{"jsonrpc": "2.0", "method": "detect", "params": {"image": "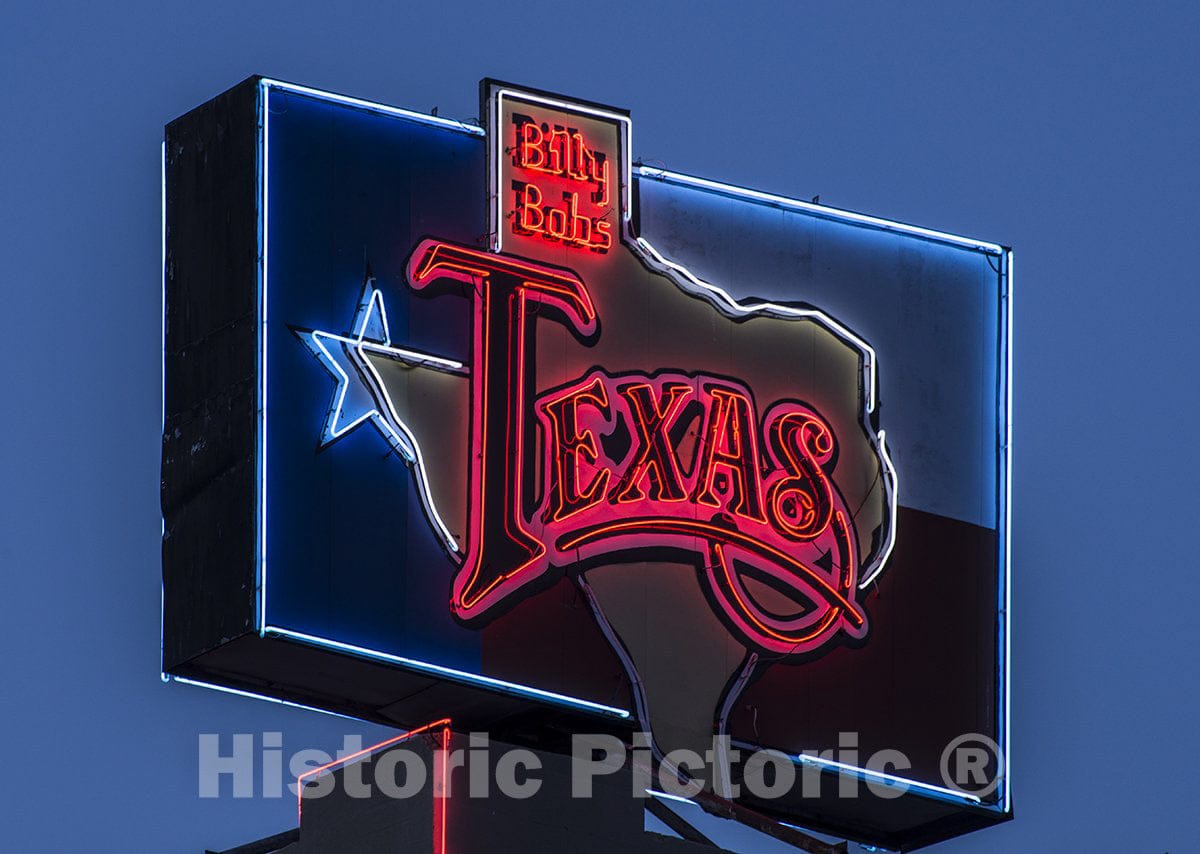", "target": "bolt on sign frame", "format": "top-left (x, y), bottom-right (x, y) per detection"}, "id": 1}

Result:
top-left (162, 76), bottom-right (1012, 849)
